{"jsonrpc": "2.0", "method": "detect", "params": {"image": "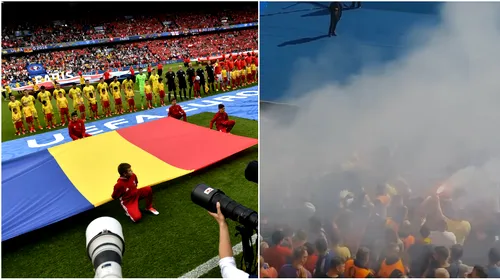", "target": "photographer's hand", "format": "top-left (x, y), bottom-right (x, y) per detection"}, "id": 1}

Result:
top-left (209, 202), bottom-right (232, 259)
